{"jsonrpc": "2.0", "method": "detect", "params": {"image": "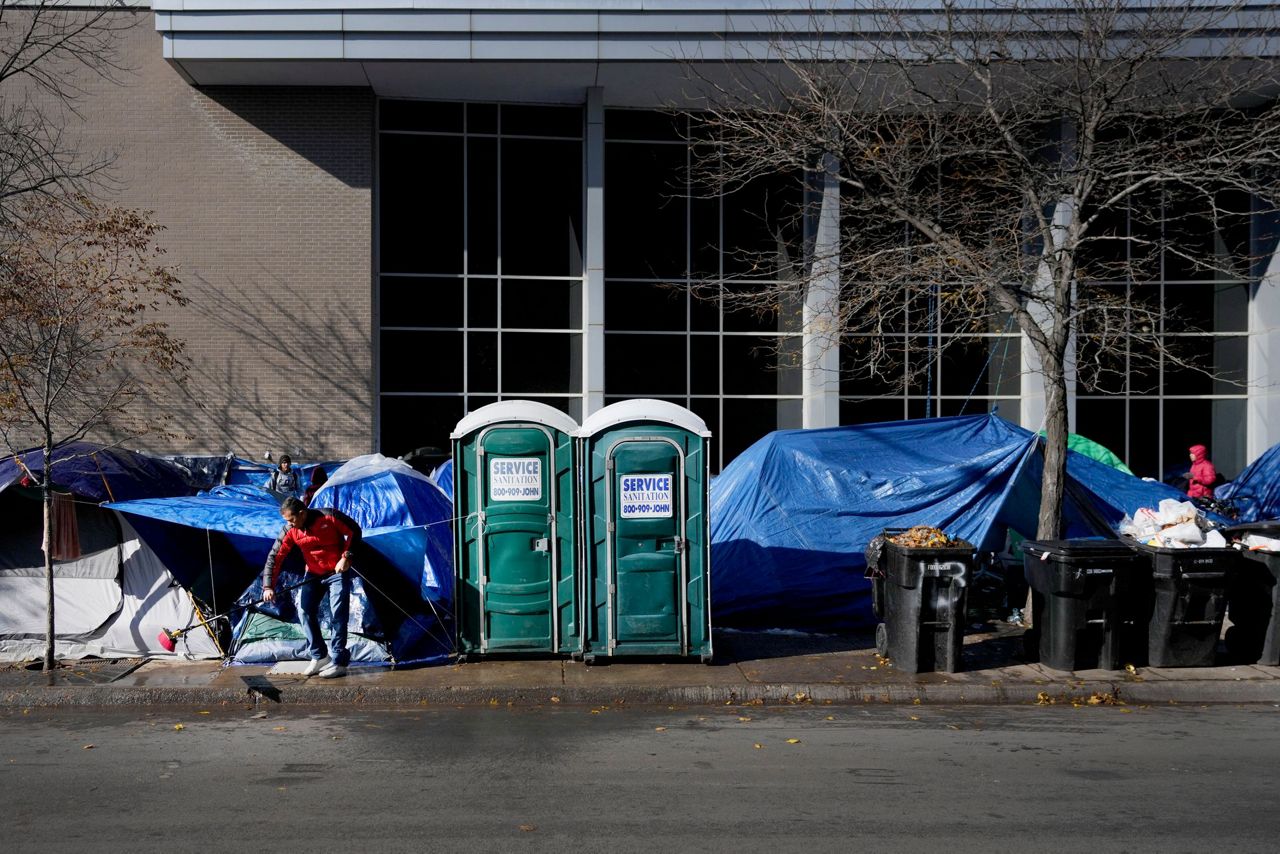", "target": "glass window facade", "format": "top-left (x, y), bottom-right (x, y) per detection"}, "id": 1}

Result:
top-left (377, 100), bottom-right (584, 456)
top-left (1075, 199), bottom-right (1251, 480)
top-left (377, 101), bottom-right (1253, 477)
top-left (604, 110), bottom-right (804, 470)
